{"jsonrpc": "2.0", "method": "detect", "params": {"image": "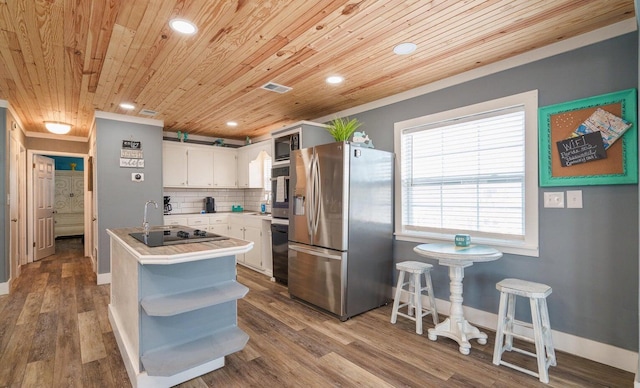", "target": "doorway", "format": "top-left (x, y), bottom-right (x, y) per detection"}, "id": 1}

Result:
top-left (27, 150), bottom-right (90, 263)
